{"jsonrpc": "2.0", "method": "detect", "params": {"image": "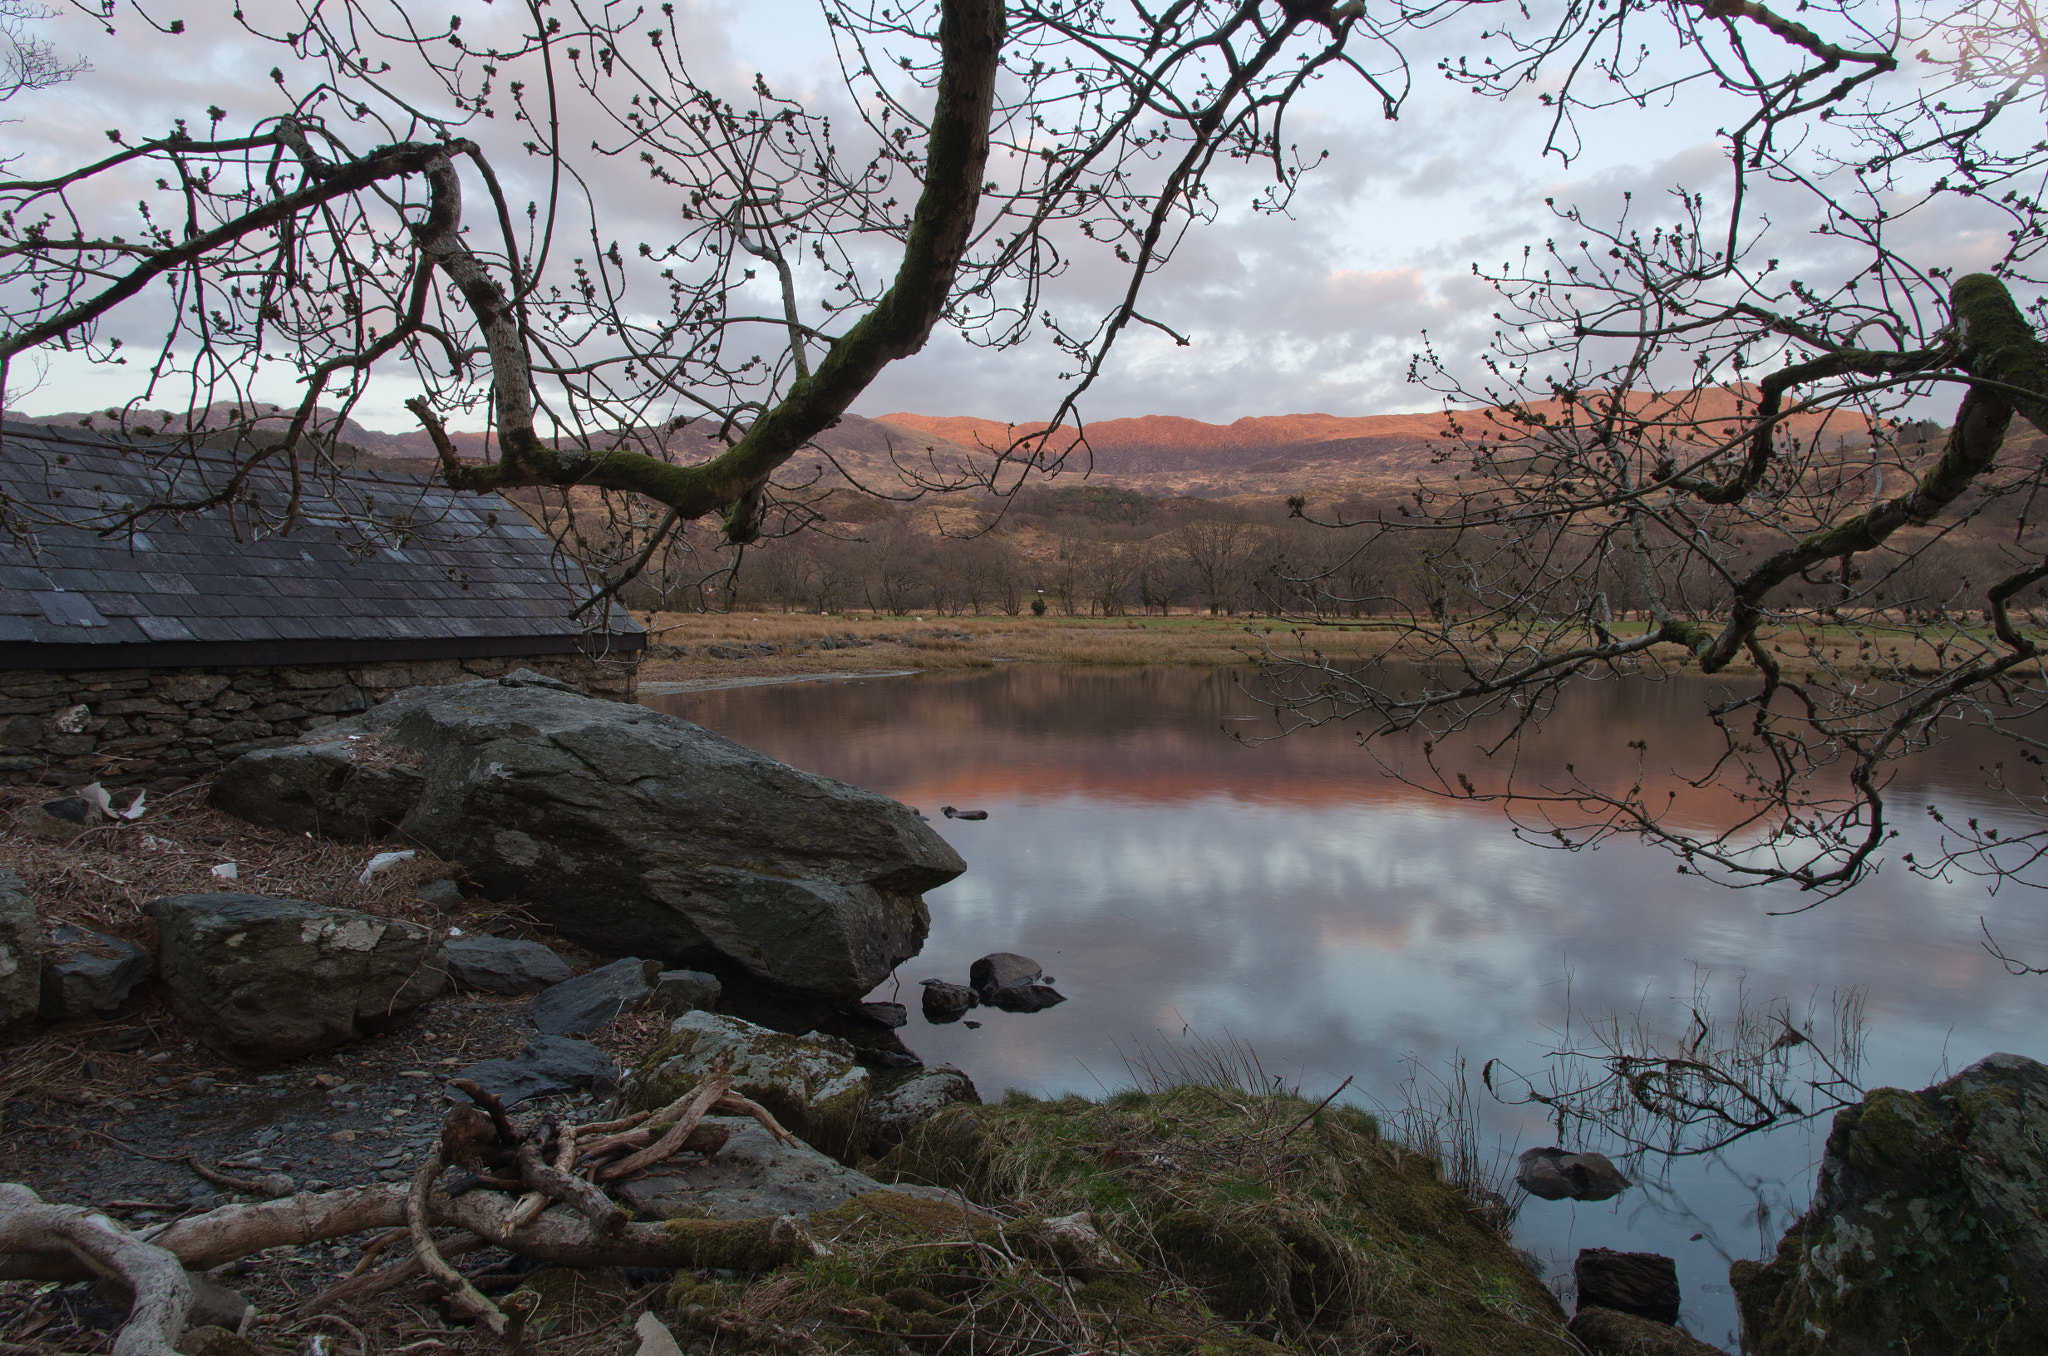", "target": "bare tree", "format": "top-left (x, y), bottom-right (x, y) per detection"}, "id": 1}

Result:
top-left (0, 0), bottom-right (1424, 612)
top-left (0, 0), bottom-right (82, 104)
top-left (1262, 0), bottom-right (2048, 901)
top-left (1172, 515), bottom-right (1263, 616)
